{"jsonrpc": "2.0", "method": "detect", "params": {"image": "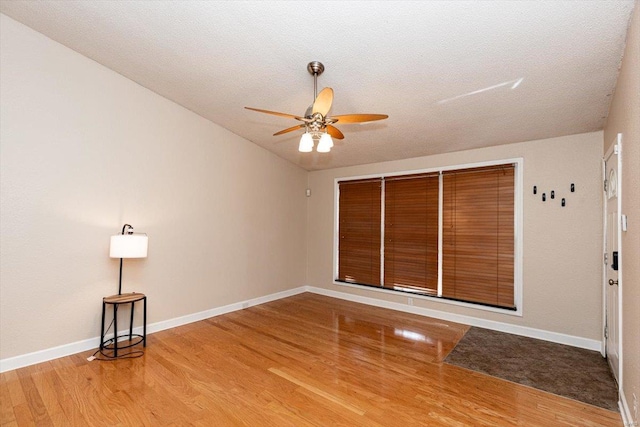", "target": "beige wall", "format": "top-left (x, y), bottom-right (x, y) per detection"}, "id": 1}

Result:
top-left (308, 132), bottom-right (604, 340)
top-left (604, 1), bottom-right (640, 421)
top-left (0, 5), bottom-right (632, 389)
top-left (0, 15), bottom-right (307, 359)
